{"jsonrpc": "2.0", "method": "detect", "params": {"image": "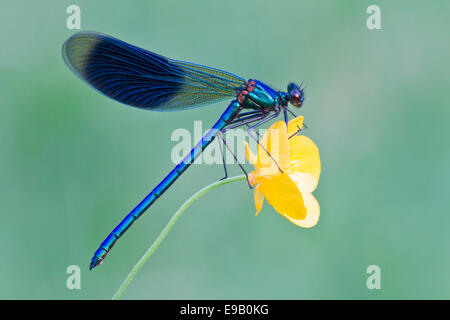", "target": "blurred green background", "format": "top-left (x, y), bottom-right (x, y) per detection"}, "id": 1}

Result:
top-left (1, 0), bottom-right (449, 299)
